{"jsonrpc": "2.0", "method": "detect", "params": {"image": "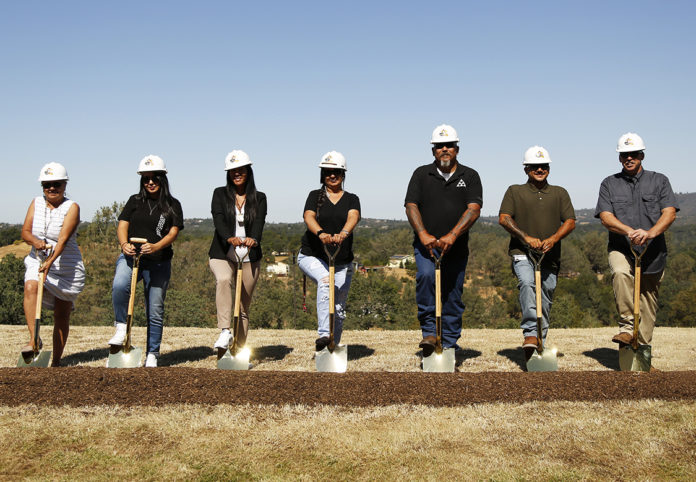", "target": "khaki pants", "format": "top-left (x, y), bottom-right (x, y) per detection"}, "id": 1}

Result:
top-left (209, 258), bottom-right (260, 346)
top-left (608, 250), bottom-right (663, 344)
